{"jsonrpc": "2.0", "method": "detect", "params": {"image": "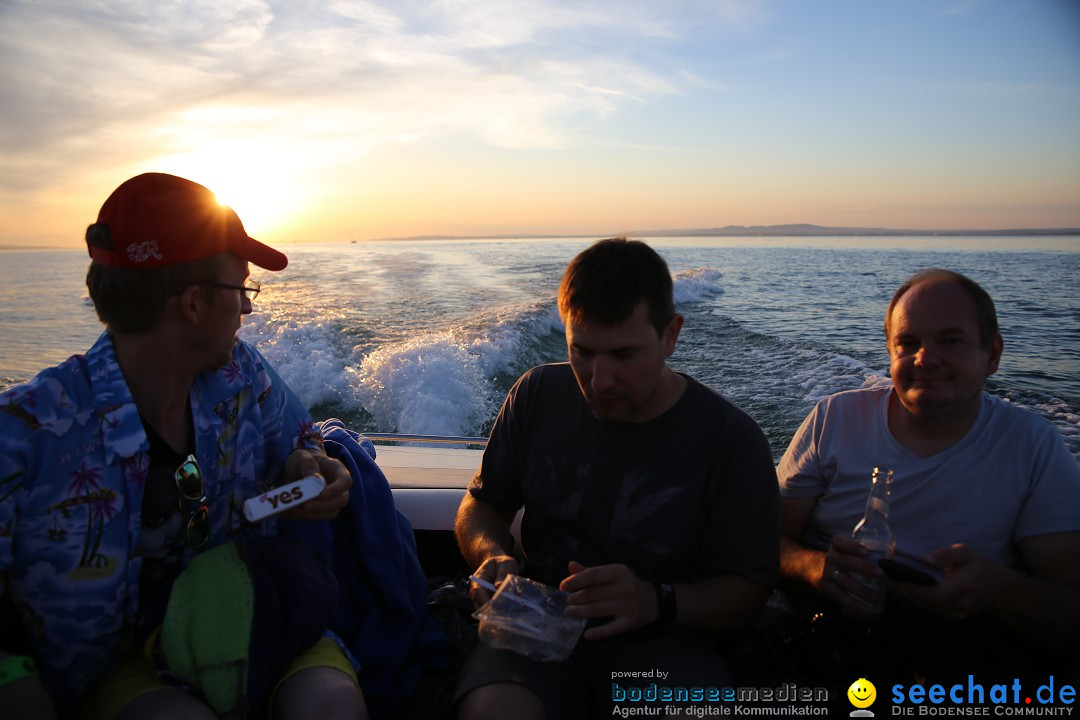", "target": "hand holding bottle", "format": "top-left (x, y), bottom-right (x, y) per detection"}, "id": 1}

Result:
top-left (821, 534), bottom-right (888, 615)
top-left (844, 467), bottom-right (895, 618)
